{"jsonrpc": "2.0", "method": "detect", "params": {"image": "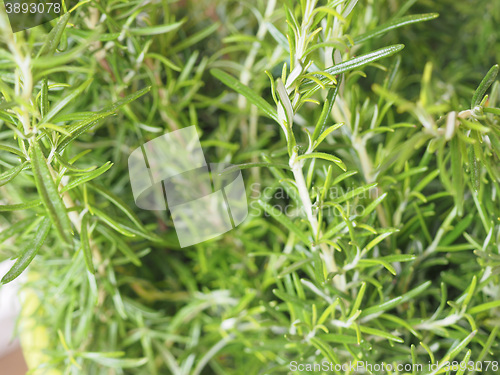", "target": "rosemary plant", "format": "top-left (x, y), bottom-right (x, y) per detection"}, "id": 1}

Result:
top-left (0, 0), bottom-right (499, 374)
